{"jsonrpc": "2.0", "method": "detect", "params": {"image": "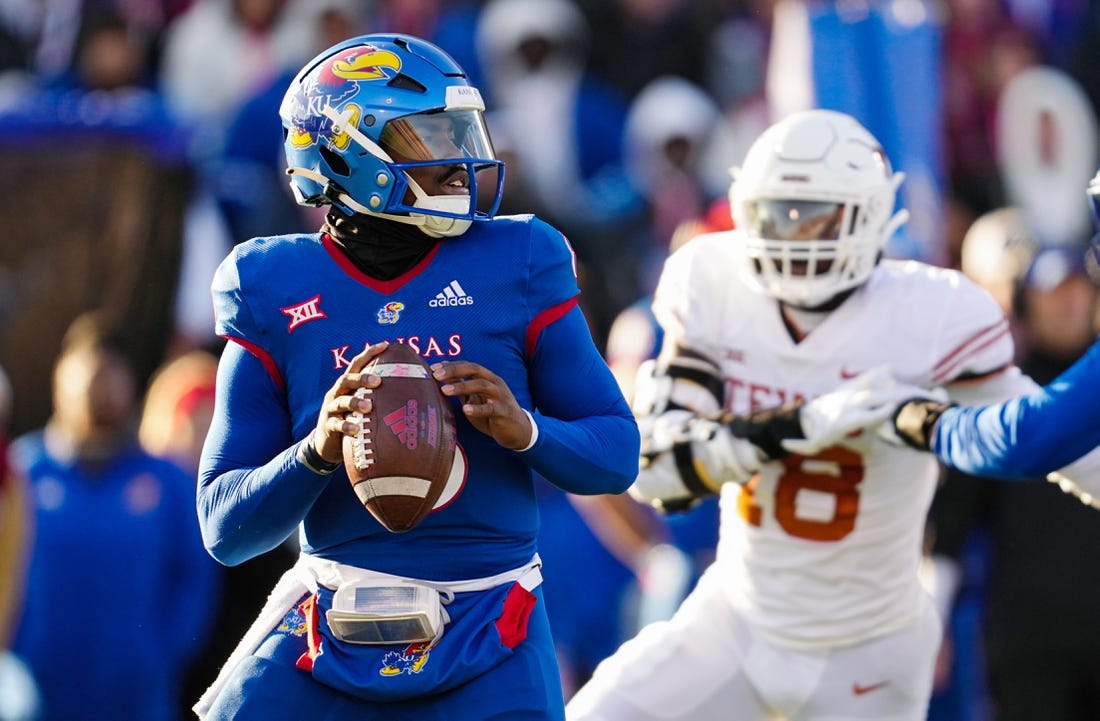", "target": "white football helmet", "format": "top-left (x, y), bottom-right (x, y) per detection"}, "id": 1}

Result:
top-left (730, 110), bottom-right (909, 308)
